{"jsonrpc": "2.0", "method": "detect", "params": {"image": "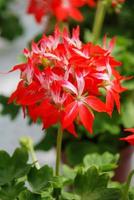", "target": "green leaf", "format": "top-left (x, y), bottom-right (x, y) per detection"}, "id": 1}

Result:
top-left (61, 191), bottom-right (80, 200)
top-left (74, 167), bottom-right (108, 194)
top-left (0, 148), bottom-right (31, 186)
top-left (41, 186), bottom-right (54, 200)
top-left (65, 141), bottom-right (98, 166)
top-left (11, 148), bottom-right (31, 179)
top-left (83, 152), bottom-right (119, 172)
top-left (19, 190), bottom-right (41, 200)
top-left (0, 13), bottom-right (23, 41)
top-left (28, 165), bottom-right (53, 193)
top-left (129, 187), bottom-right (134, 200)
top-left (62, 165), bottom-right (76, 184)
top-left (74, 167), bottom-right (121, 200)
top-left (0, 95), bottom-right (20, 120)
top-left (94, 112), bottom-right (121, 135)
top-left (0, 182), bottom-right (25, 200)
